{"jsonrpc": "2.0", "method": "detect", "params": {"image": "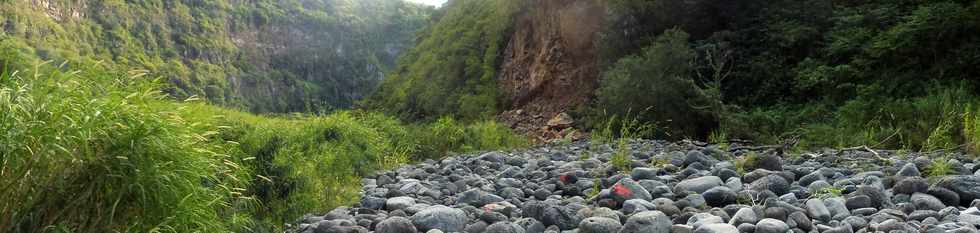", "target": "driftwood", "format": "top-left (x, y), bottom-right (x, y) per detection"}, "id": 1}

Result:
top-left (838, 145), bottom-right (888, 162)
